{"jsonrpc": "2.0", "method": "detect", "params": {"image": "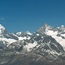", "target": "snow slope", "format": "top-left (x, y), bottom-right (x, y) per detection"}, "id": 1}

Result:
top-left (45, 27), bottom-right (65, 50)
